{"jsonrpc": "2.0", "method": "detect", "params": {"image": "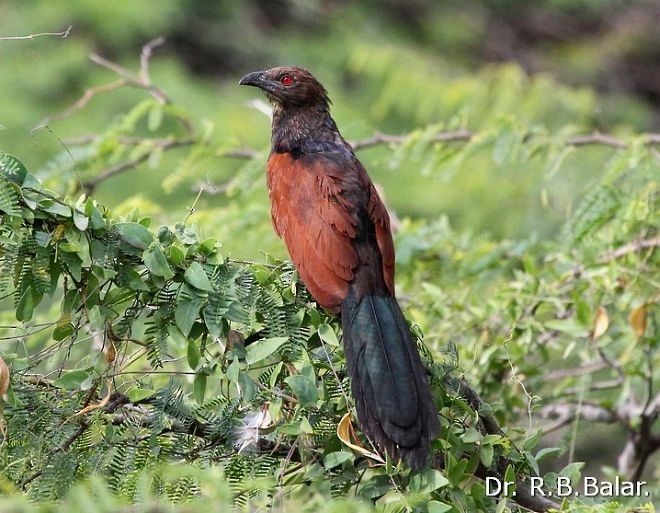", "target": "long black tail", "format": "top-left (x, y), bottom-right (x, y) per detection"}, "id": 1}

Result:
top-left (341, 292), bottom-right (440, 470)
